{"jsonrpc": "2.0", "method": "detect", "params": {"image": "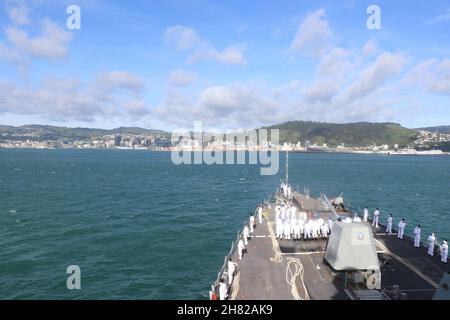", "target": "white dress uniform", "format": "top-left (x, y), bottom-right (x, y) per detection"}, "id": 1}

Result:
top-left (304, 220), bottom-right (311, 239)
top-left (398, 220), bottom-right (406, 239)
top-left (275, 206), bottom-right (282, 239)
top-left (299, 219), bottom-right (305, 237)
top-left (441, 241), bottom-right (448, 263)
top-left (284, 217), bottom-right (291, 240)
top-left (372, 209), bottom-right (380, 228)
top-left (237, 239), bottom-right (245, 260)
top-left (353, 215), bottom-right (361, 222)
top-left (258, 206), bottom-right (263, 224)
top-left (290, 207), bottom-right (297, 235)
top-left (321, 223), bottom-right (329, 238)
top-left (413, 226), bottom-right (421, 247)
top-left (386, 216), bottom-right (393, 234)
top-left (363, 208), bottom-right (369, 222)
top-left (219, 282), bottom-right (228, 300)
top-left (293, 221), bottom-right (301, 240)
top-left (243, 226), bottom-right (249, 245)
top-left (227, 261), bottom-right (235, 285)
top-left (249, 216), bottom-right (255, 233)
top-left (428, 234), bottom-right (436, 256)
